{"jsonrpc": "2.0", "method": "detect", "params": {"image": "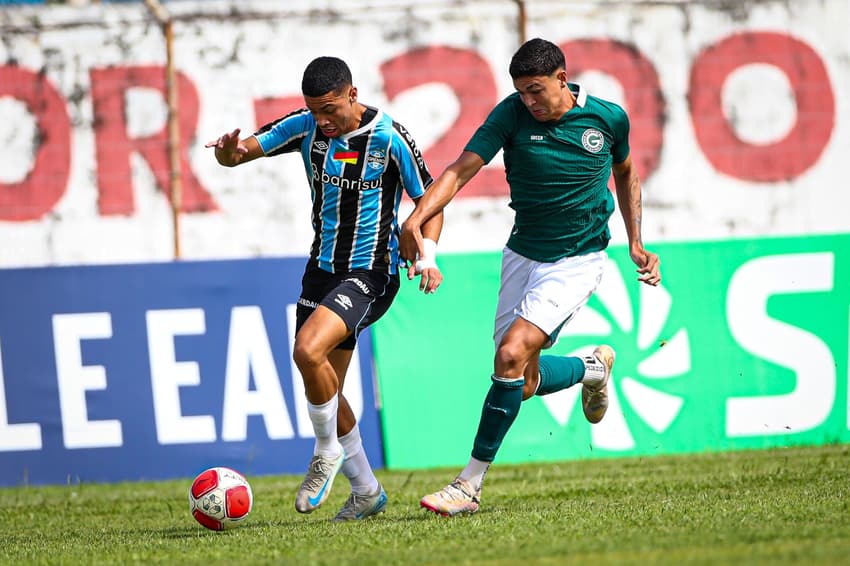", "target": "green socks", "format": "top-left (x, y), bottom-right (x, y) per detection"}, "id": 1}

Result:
top-left (469, 356), bottom-right (585, 462)
top-left (471, 375), bottom-right (524, 462)
top-left (536, 355), bottom-right (585, 396)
